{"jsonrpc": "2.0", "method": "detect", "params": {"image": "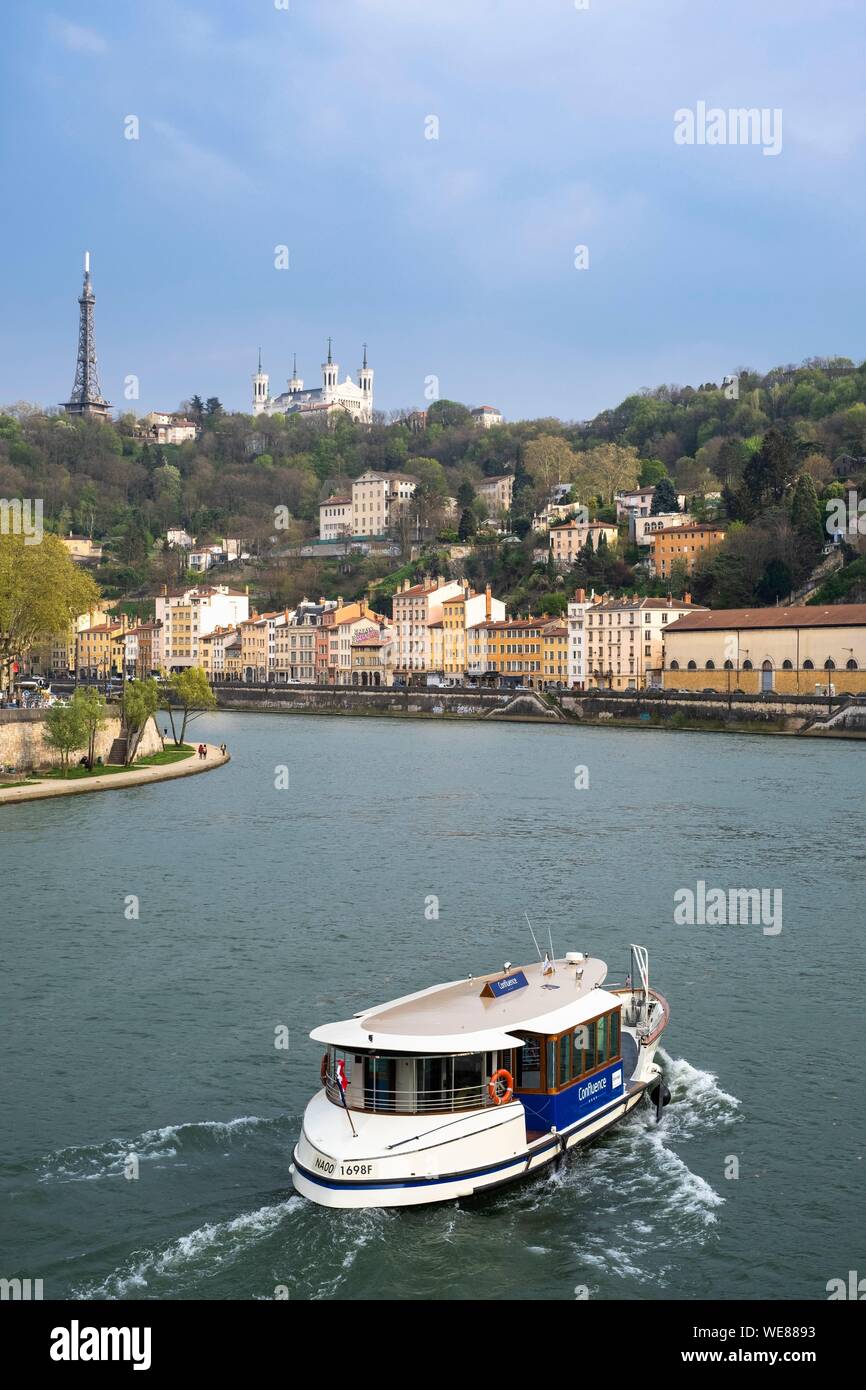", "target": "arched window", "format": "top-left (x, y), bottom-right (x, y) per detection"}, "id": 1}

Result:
top-left (803, 660), bottom-right (814, 670)
top-left (669, 660), bottom-right (679, 671)
top-left (824, 658), bottom-right (836, 671)
top-left (742, 660), bottom-right (753, 670)
top-left (706, 660), bottom-right (715, 670)
top-left (687, 660), bottom-right (697, 670)
top-left (724, 660), bottom-right (734, 670)
top-left (782, 660), bottom-right (793, 669)
top-left (846, 658), bottom-right (858, 670)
